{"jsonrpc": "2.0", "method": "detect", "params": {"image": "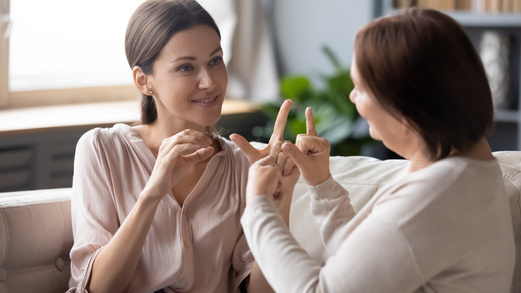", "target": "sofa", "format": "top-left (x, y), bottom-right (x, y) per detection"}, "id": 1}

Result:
top-left (0, 151), bottom-right (520, 293)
